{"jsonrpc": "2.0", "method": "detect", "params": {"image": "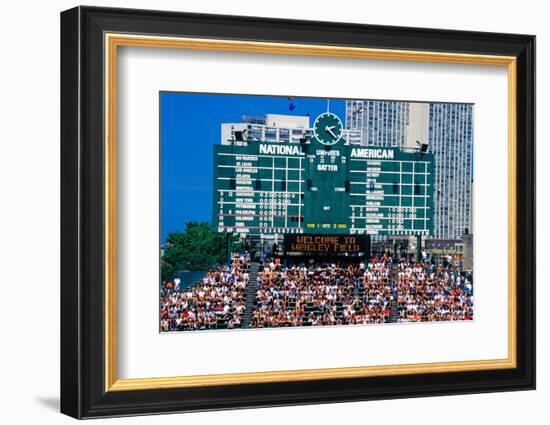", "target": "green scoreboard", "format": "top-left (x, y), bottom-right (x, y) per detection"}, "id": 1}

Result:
top-left (213, 113), bottom-right (434, 237)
